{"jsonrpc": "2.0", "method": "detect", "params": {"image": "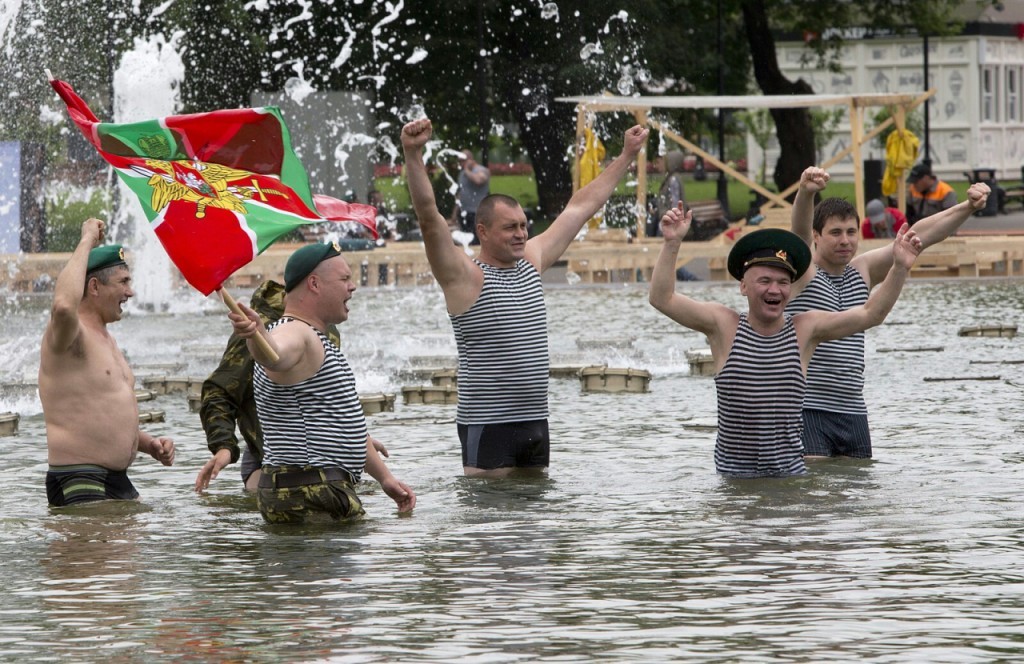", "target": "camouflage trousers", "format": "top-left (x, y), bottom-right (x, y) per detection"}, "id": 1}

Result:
top-left (256, 465), bottom-right (365, 525)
